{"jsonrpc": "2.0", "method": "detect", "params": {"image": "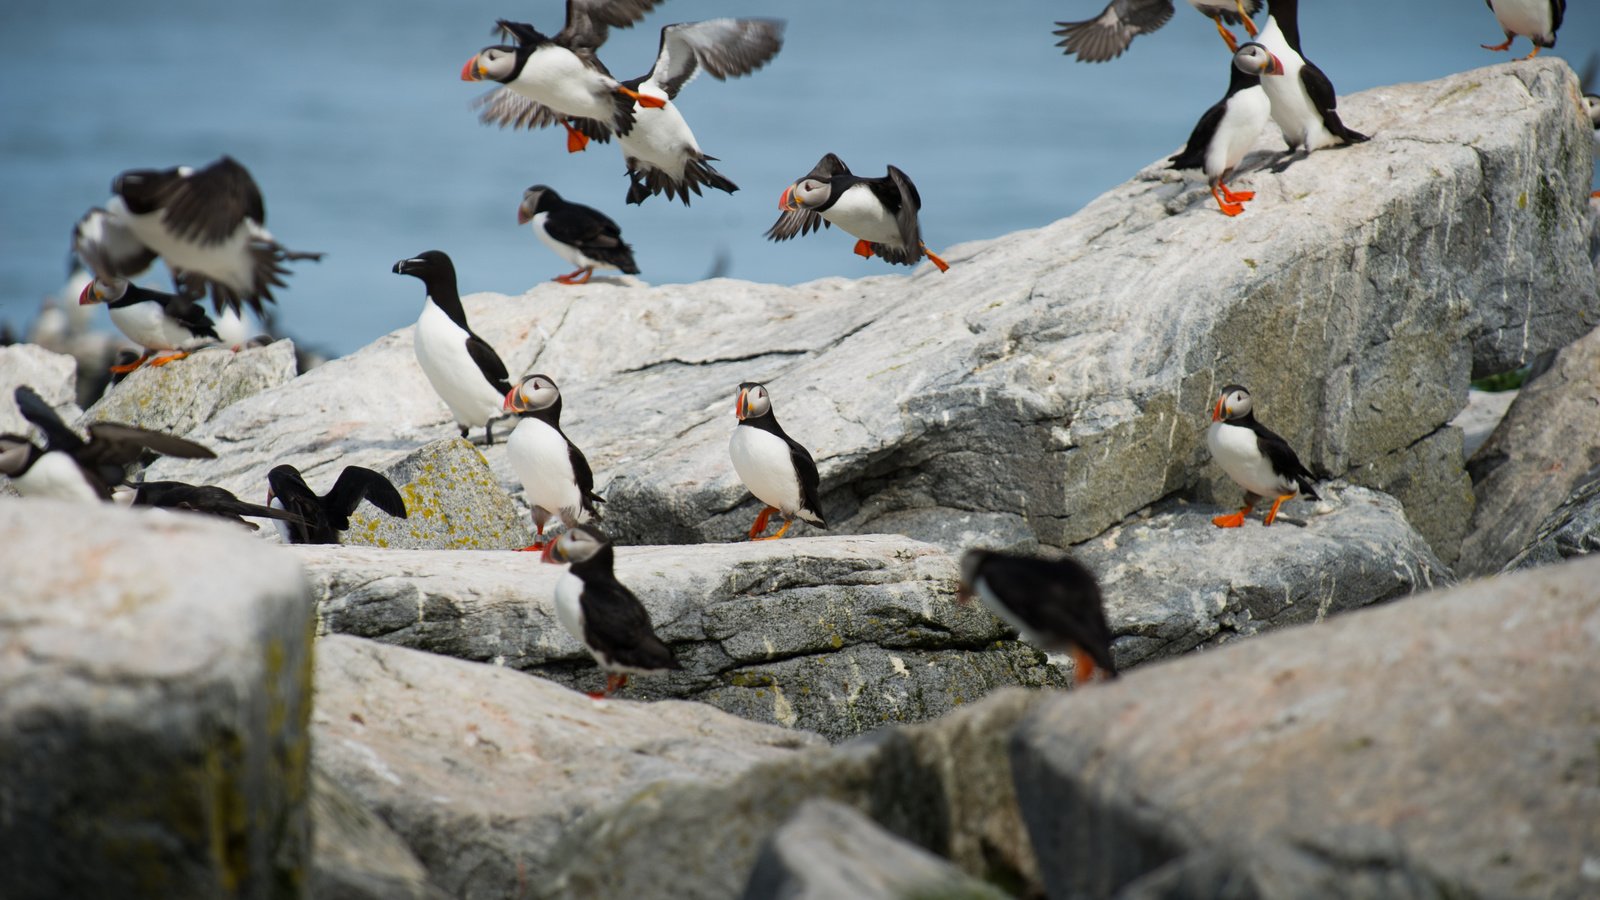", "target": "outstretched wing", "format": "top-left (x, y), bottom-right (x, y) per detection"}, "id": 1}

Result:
top-left (324, 466), bottom-right (407, 528)
top-left (765, 153), bottom-right (851, 242)
top-left (159, 156), bottom-right (267, 245)
top-left (472, 88), bottom-right (614, 144)
top-left (1053, 0), bottom-right (1175, 63)
top-left (558, 0), bottom-right (666, 53)
top-left (73, 207), bottom-right (157, 280)
top-left (884, 165), bottom-right (925, 262)
top-left (14, 385), bottom-right (84, 453)
top-left (644, 19), bottom-right (786, 99)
